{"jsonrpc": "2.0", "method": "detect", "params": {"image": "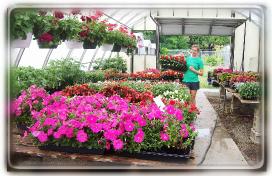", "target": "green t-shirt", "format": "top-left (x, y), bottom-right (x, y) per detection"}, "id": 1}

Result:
top-left (183, 56), bottom-right (204, 82)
